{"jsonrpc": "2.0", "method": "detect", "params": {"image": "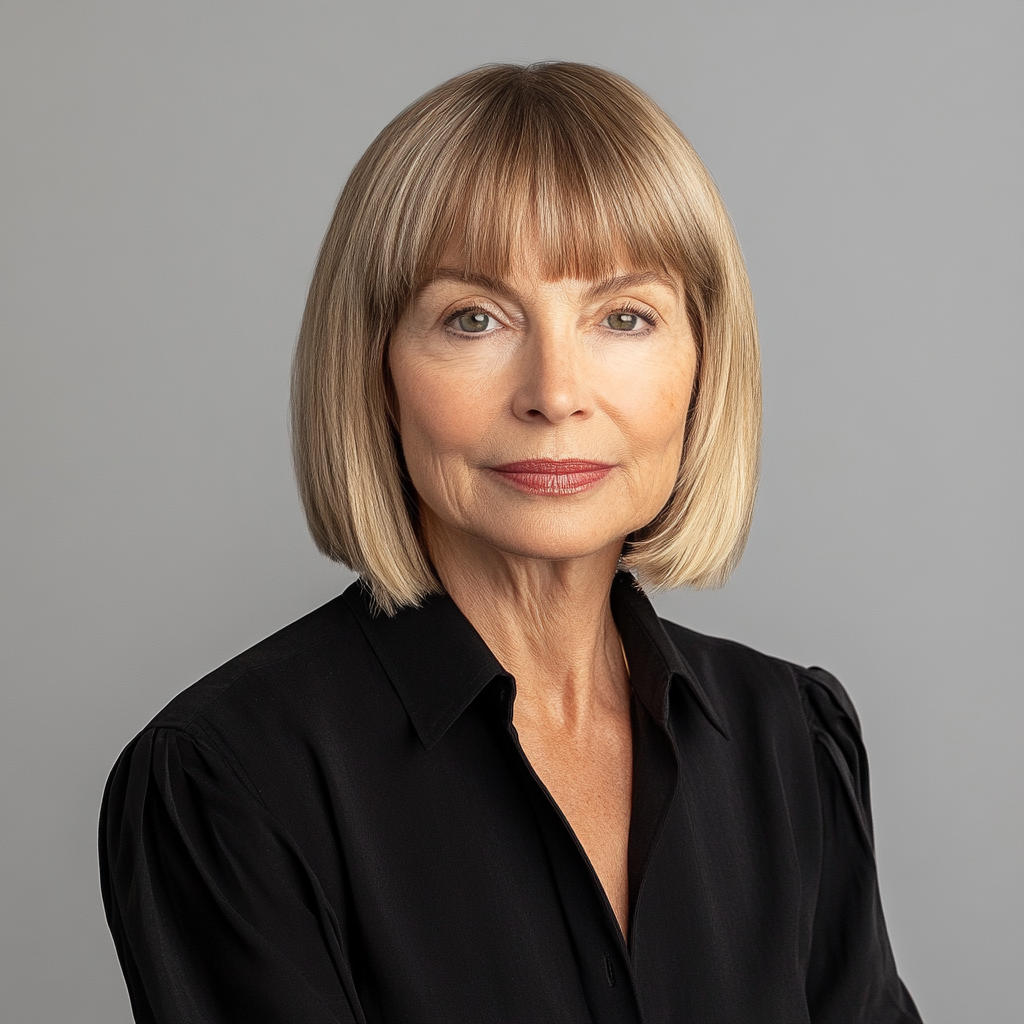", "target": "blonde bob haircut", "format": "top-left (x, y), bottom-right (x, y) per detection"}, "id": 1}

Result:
top-left (292, 62), bottom-right (760, 614)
